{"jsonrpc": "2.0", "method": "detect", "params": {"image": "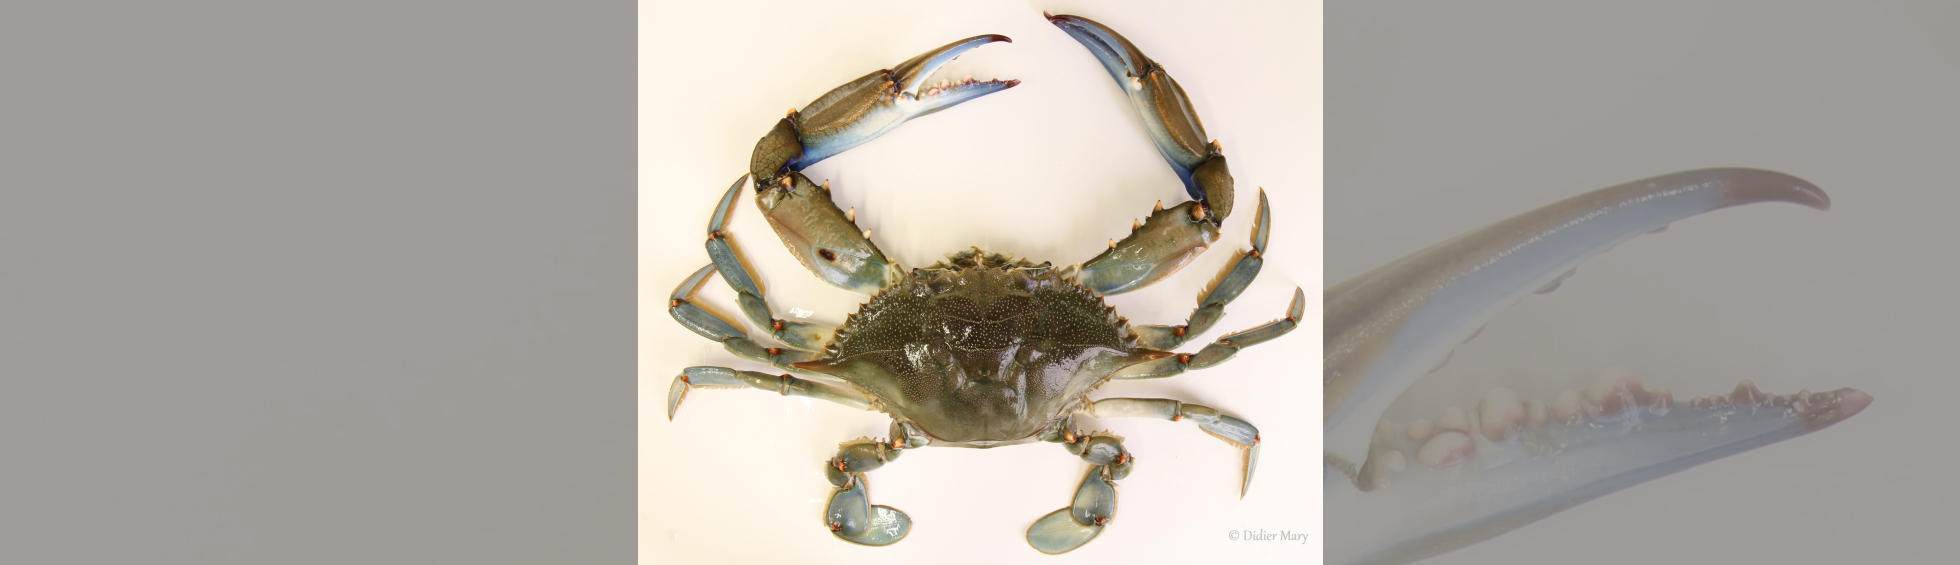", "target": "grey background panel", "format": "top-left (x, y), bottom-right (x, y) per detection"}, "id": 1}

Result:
top-left (1329, 1), bottom-right (1957, 563)
top-left (2, 2), bottom-right (633, 563)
